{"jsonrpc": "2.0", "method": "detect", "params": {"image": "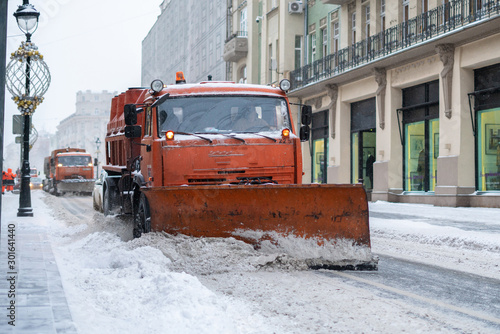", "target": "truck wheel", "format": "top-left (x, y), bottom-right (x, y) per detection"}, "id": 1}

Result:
top-left (103, 188), bottom-right (112, 216)
top-left (133, 193), bottom-right (151, 238)
top-left (92, 193), bottom-right (99, 211)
